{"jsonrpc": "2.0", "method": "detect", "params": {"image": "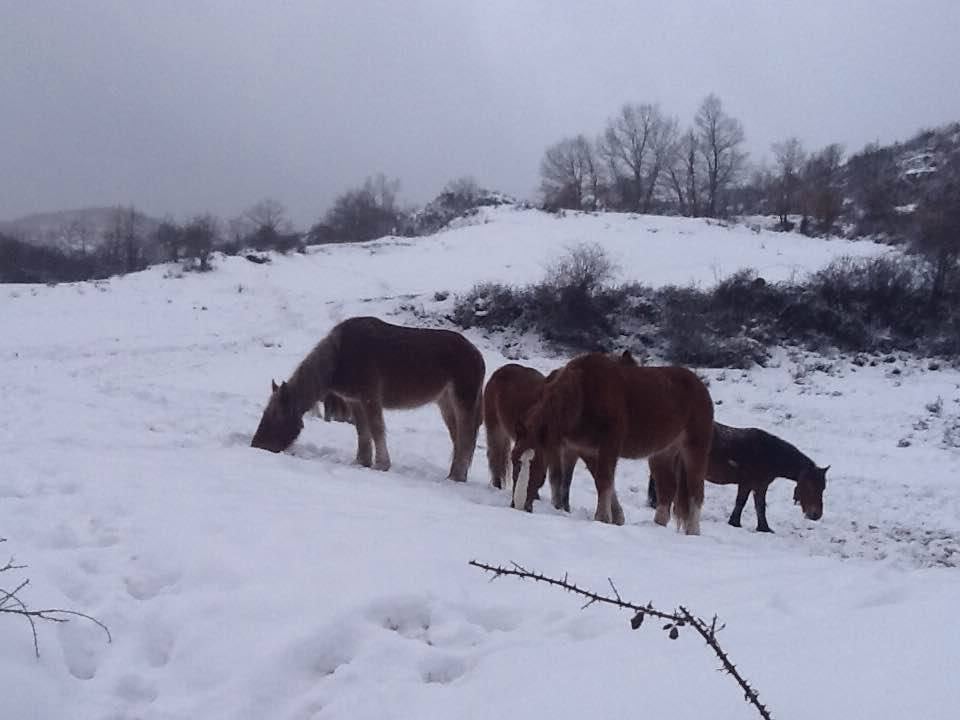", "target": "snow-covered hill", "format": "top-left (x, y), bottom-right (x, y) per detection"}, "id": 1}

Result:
top-left (2, 207), bottom-right (958, 719)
